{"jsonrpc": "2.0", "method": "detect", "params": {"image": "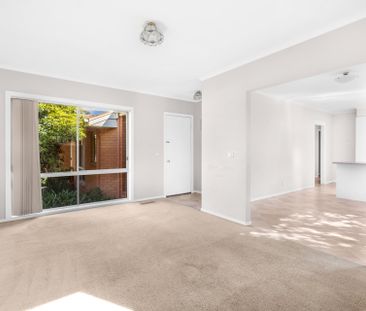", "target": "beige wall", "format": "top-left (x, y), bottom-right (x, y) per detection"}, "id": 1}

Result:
top-left (202, 18), bottom-right (366, 224)
top-left (193, 103), bottom-right (202, 192)
top-left (0, 69), bottom-right (202, 219)
top-left (250, 92), bottom-right (334, 201)
top-left (333, 112), bottom-right (356, 163)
